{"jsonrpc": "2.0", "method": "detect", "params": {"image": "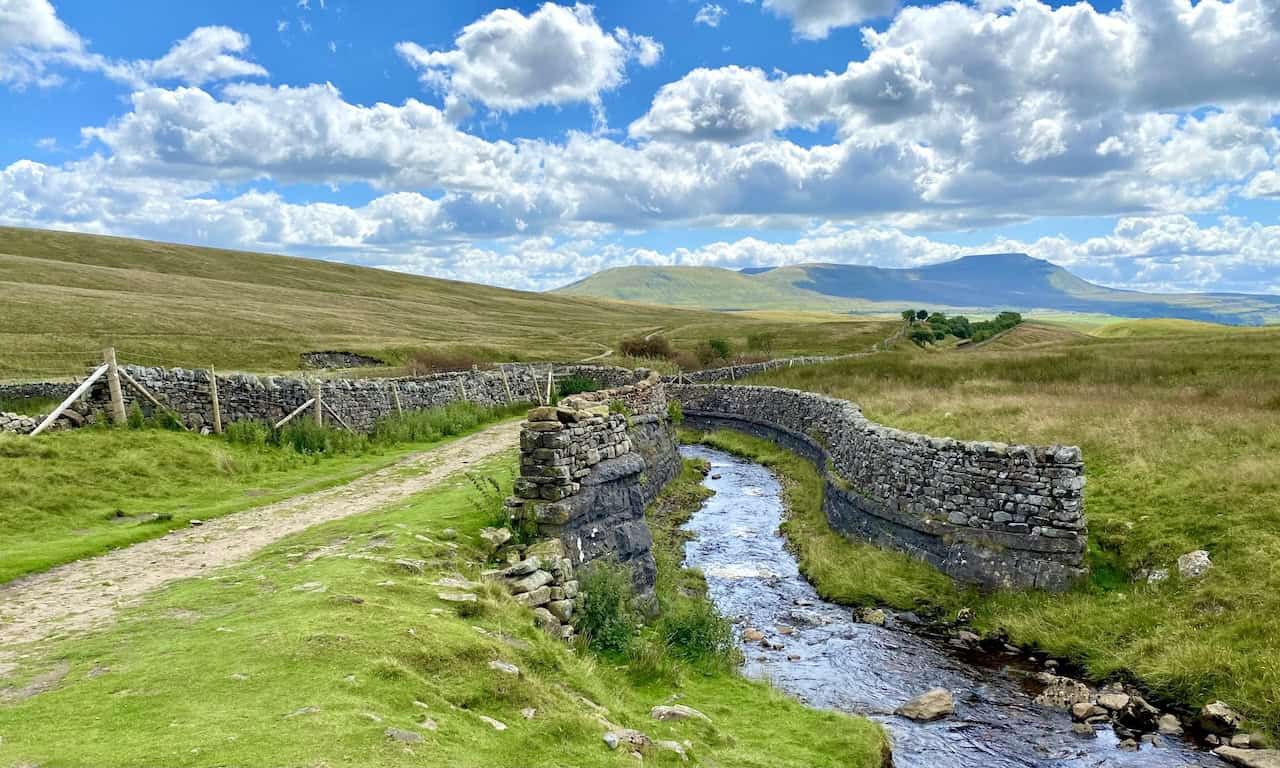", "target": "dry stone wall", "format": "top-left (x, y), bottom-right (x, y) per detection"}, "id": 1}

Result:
top-left (78, 363), bottom-right (648, 433)
top-left (667, 354), bottom-right (861, 384)
top-left (671, 384), bottom-right (1087, 591)
top-left (505, 373), bottom-right (680, 603)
